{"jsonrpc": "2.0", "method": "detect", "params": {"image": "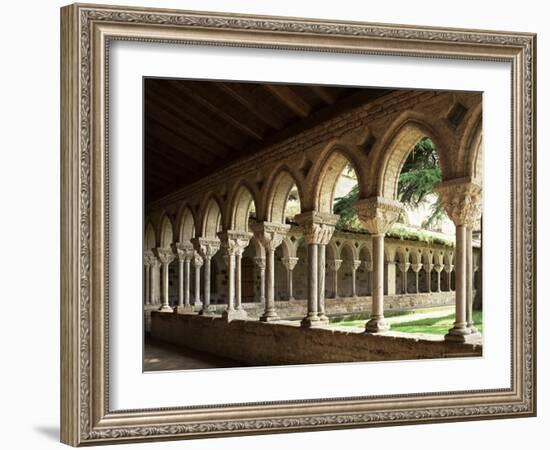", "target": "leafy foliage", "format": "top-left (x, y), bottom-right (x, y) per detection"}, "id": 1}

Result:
top-left (333, 137), bottom-right (446, 231)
